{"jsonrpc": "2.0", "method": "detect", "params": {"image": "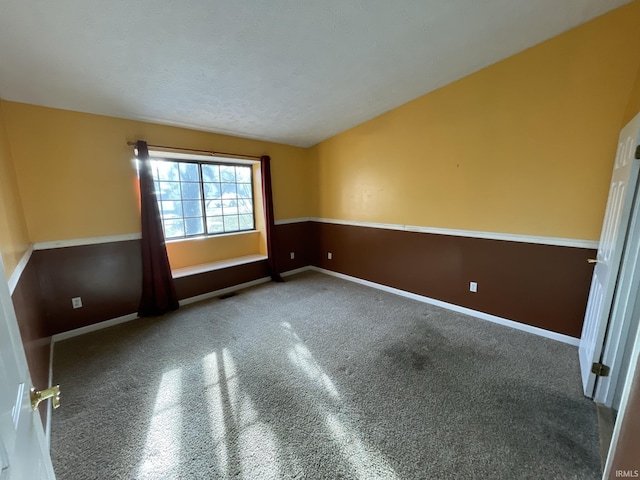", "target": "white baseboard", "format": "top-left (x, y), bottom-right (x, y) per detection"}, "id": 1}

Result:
top-left (281, 266), bottom-right (313, 277)
top-left (49, 264), bottom-right (581, 347)
top-left (51, 277), bottom-right (273, 341)
top-left (302, 266), bottom-right (580, 346)
top-left (52, 313), bottom-right (140, 343)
